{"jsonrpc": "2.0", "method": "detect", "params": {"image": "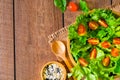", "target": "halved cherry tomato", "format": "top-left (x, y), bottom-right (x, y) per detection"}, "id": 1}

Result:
top-left (67, 2), bottom-right (78, 12)
top-left (98, 19), bottom-right (108, 28)
top-left (88, 21), bottom-right (99, 30)
top-left (88, 38), bottom-right (99, 45)
top-left (78, 58), bottom-right (88, 66)
top-left (90, 48), bottom-right (97, 59)
top-left (111, 48), bottom-right (119, 57)
top-left (102, 56), bottom-right (110, 66)
top-left (113, 38), bottom-right (120, 44)
top-left (77, 24), bottom-right (86, 36)
top-left (101, 41), bottom-right (111, 48)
